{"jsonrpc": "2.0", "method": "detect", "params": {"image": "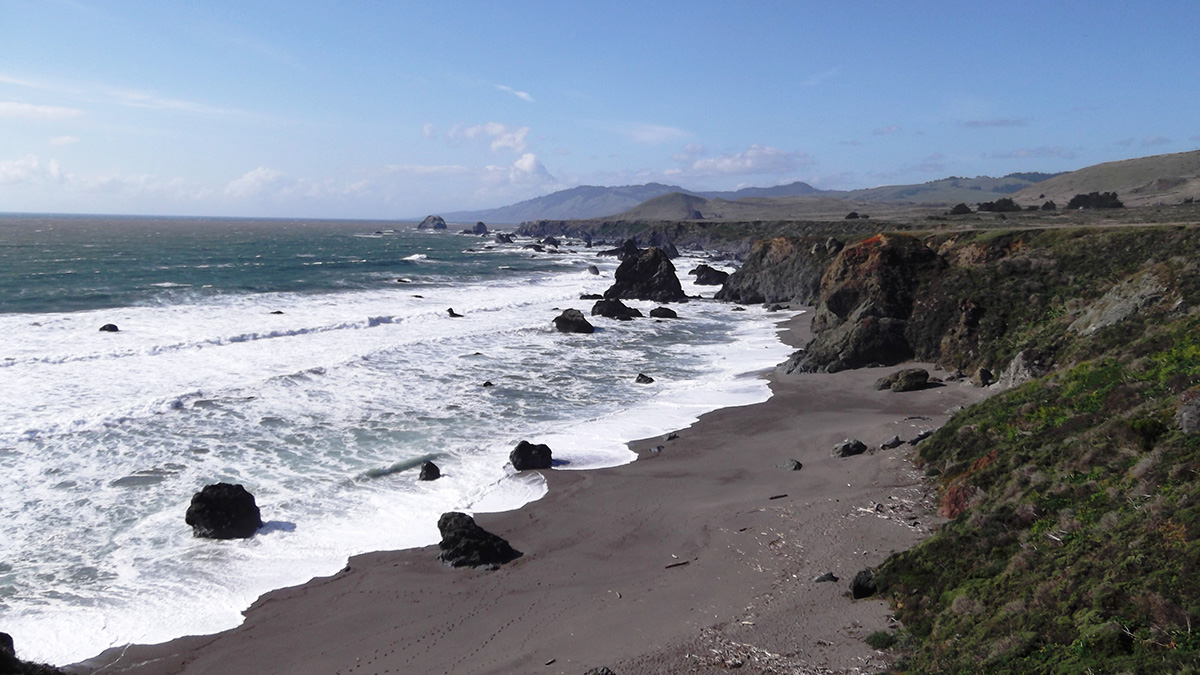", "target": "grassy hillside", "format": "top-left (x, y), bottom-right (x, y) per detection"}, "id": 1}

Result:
top-left (1014, 150), bottom-right (1200, 208)
top-left (866, 226), bottom-right (1200, 673)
